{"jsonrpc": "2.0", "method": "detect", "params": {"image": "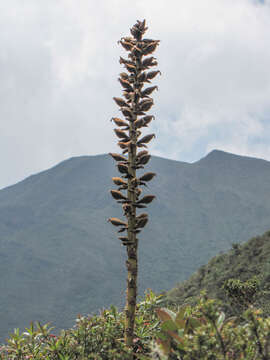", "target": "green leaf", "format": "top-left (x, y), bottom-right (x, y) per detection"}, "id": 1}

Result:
top-left (161, 320), bottom-right (178, 332)
top-left (175, 305), bottom-right (188, 329)
top-left (156, 331), bottom-right (169, 341)
top-left (184, 317), bottom-right (201, 334)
